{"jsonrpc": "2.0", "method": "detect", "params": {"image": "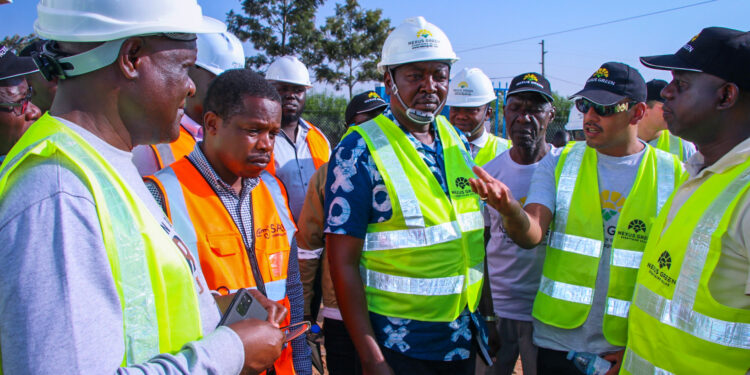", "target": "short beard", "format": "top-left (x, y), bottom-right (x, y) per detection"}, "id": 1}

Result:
top-left (282, 102), bottom-right (305, 125)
